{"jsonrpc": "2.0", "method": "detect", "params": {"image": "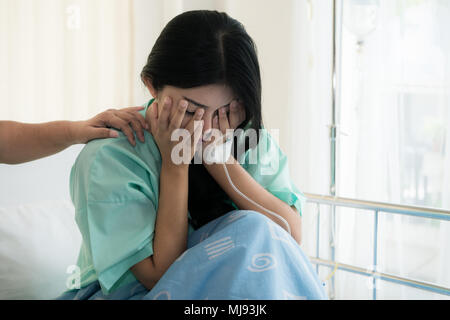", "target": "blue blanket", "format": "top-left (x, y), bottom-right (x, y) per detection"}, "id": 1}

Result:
top-left (56, 210), bottom-right (327, 300)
